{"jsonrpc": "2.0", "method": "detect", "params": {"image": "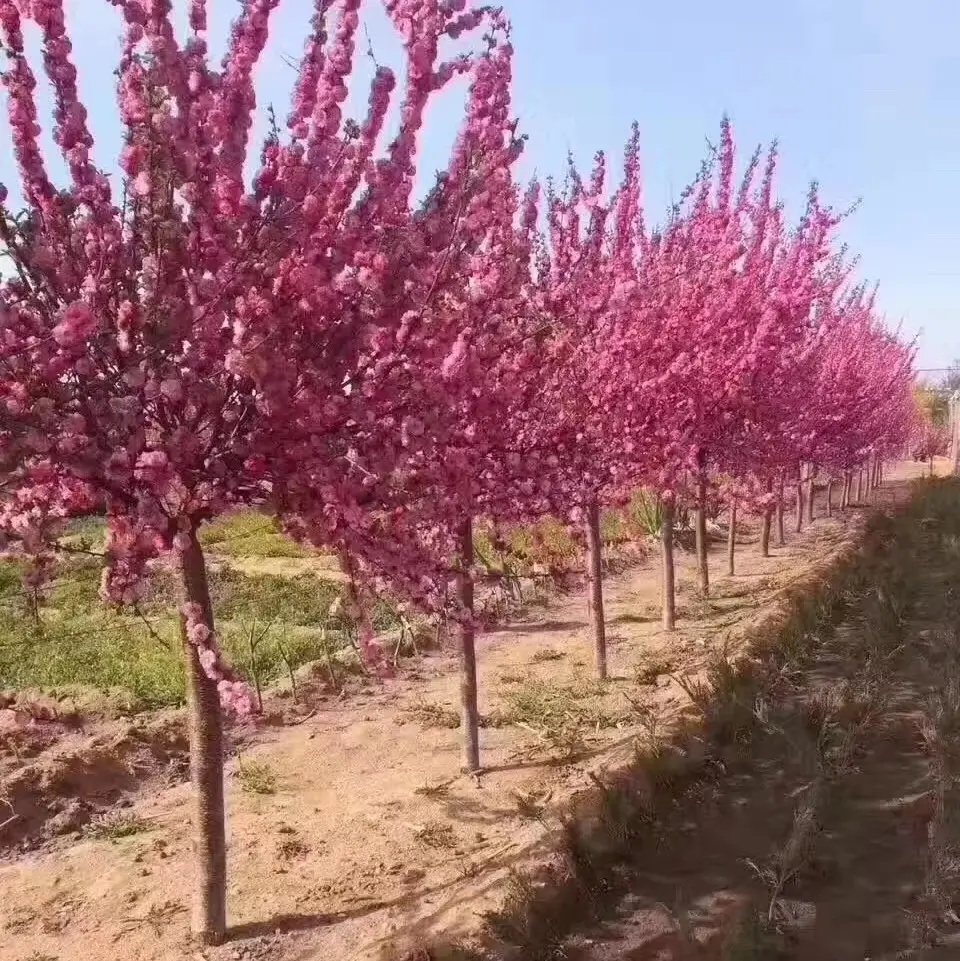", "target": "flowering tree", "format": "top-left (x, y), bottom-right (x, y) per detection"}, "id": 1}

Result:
top-left (0, 0), bottom-right (513, 943)
top-left (258, 7), bottom-right (527, 773)
top-left (798, 288), bottom-right (916, 505)
top-left (505, 144), bottom-right (639, 679)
